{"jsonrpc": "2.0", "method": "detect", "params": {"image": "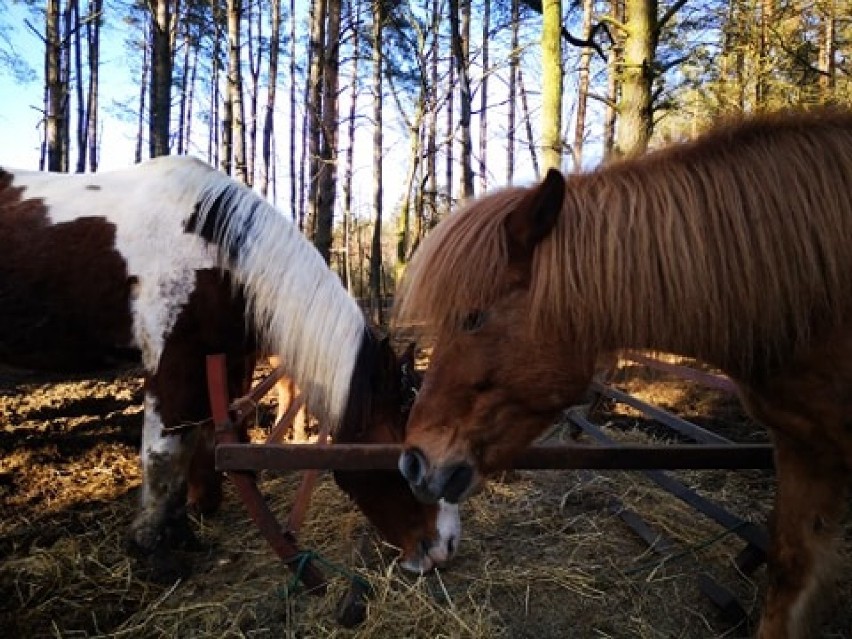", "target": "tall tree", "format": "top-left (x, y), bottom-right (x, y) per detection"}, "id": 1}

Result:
top-left (85, 0), bottom-right (101, 171)
top-left (314, 0), bottom-right (341, 262)
top-left (260, 0), bottom-right (281, 197)
top-left (478, 0), bottom-right (490, 192)
top-left (44, 0), bottom-right (68, 171)
top-left (305, 0), bottom-right (326, 238)
top-left (541, 0), bottom-right (562, 170)
top-left (149, 0), bottom-right (173, 157)
top-left (573, 0), bottom-right (594, 170)
top-left (369, 0), bottom-right (384, 324)
top-left (507, 0), bottom-right (519, 183)
top-left (226, 0), bottom-right (248, 182)
top-left (448, 0), bottom-right (473, 197)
